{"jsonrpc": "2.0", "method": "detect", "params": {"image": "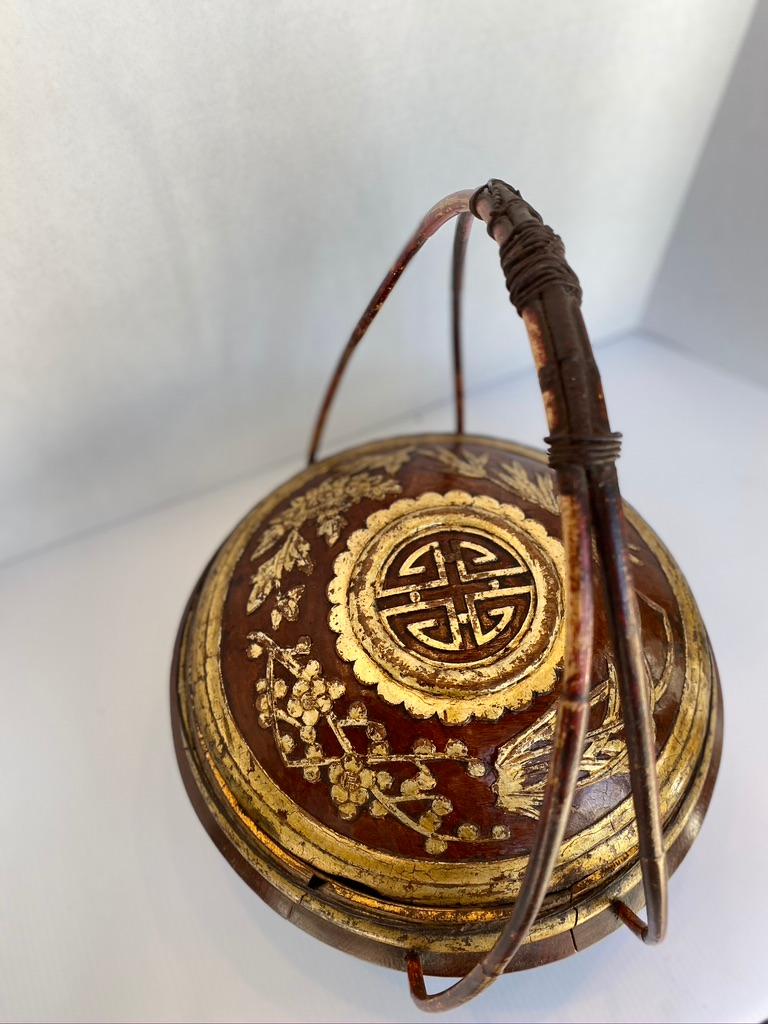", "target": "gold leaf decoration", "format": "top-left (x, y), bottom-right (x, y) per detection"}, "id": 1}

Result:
top-left (491, 460), bottom-right (559, 515)
top-left (316, 514), bottom-right (345, 547)
top-left (247, 530), bottom-right (313, 614)
top-left (628, 542), bottom-right (644, 567)
top-left (493, 663), bottom-right (619, 818)
top-left (246, 631), bottom-right (512, 855)
top-left (341, 447), bottom-right (415, 476)
top-left (417, 448), bottom-right (560, 517)
top-left (578, 671), bottom-right (627, 782)
top-left (494, 591), bottom-right (674, 818)
top-left (251, 472), bottom-right (402, 561)
top-left (271, 584), bottom-right (306, 630)
top-left (421, 446), bottom-right (489, 478)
